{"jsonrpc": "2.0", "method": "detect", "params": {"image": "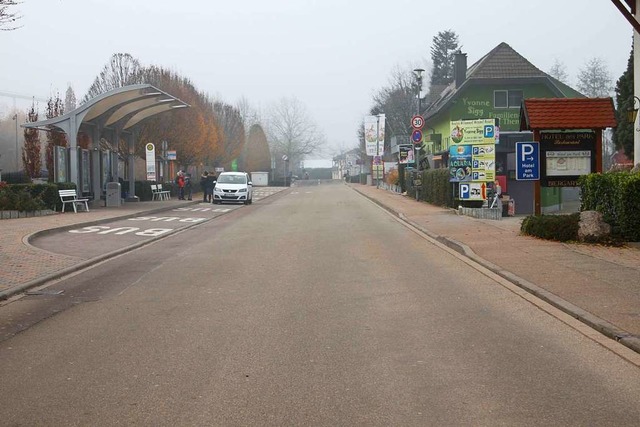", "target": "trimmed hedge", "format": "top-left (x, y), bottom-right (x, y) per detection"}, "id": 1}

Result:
top-left (580, 172), bottom-right (640, 241)
top-left (0, 182), bottom-right (76, 211)
top-left (405, 168), bottom-right (454, 207)
top-left (0, 180), bottom-right (185, 210)
top-left (520, 213), bottom-right (580, 242)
